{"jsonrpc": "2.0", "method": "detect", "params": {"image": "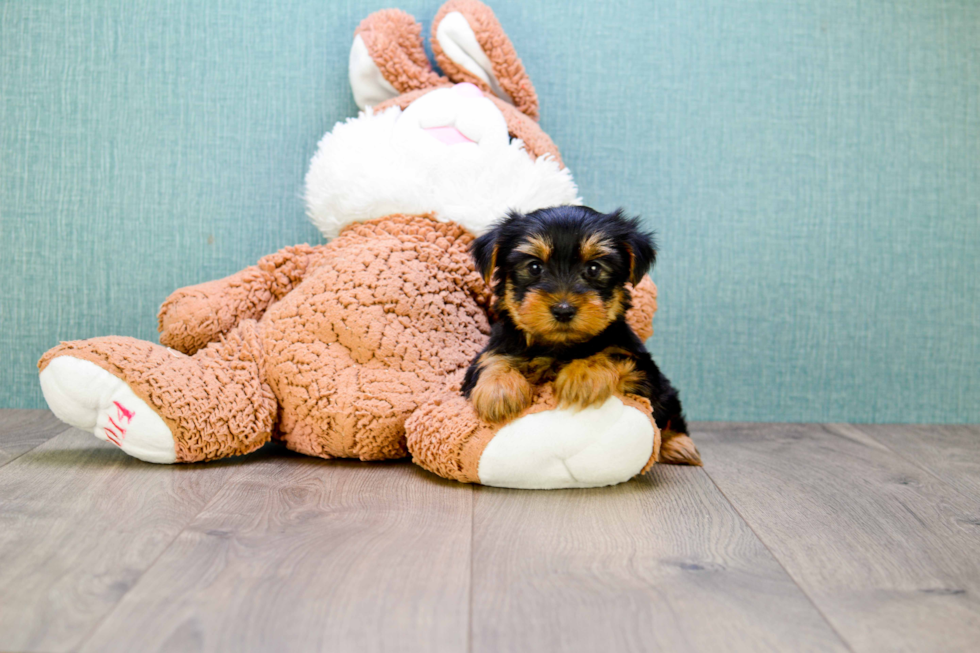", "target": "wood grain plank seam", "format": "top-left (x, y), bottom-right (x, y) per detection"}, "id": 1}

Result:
top-left (468, 487), bottom-right (476, 653)
top-left (699, 465), bottom-right (857, 653)
top-left (848, 424), bottom-right (980, 505)
top-left (69, 461), bottom-right (253, 652)
top-left (0, 424), bottom-right (73, 471)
